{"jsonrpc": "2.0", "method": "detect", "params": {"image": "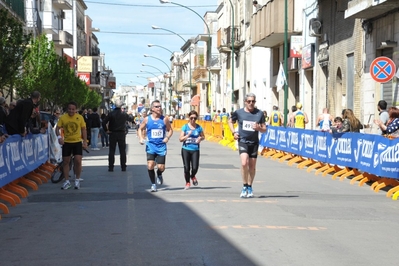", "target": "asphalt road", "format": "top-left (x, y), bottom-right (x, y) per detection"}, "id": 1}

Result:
top-left (1, 128), bottom-right (399, 266)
